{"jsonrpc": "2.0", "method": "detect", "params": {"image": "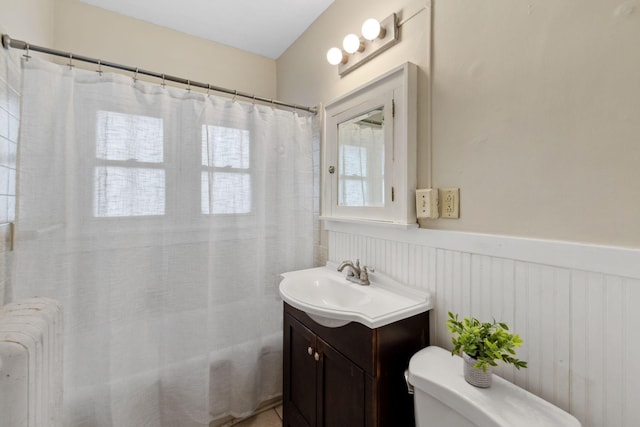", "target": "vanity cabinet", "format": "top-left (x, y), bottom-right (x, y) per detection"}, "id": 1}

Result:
top-left (283, 302), bottom-right (429, 427)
